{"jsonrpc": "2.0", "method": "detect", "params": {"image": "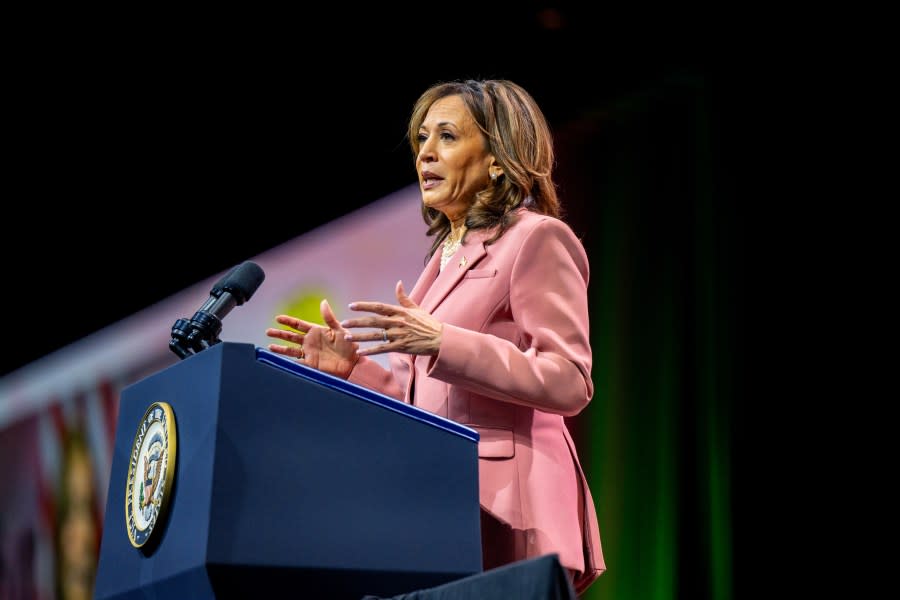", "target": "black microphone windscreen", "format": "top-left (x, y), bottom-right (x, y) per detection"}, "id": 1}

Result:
top-left (221, 261), bottom-right (265, 304)
top-left (211, 264), bottom-right (239, 295)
